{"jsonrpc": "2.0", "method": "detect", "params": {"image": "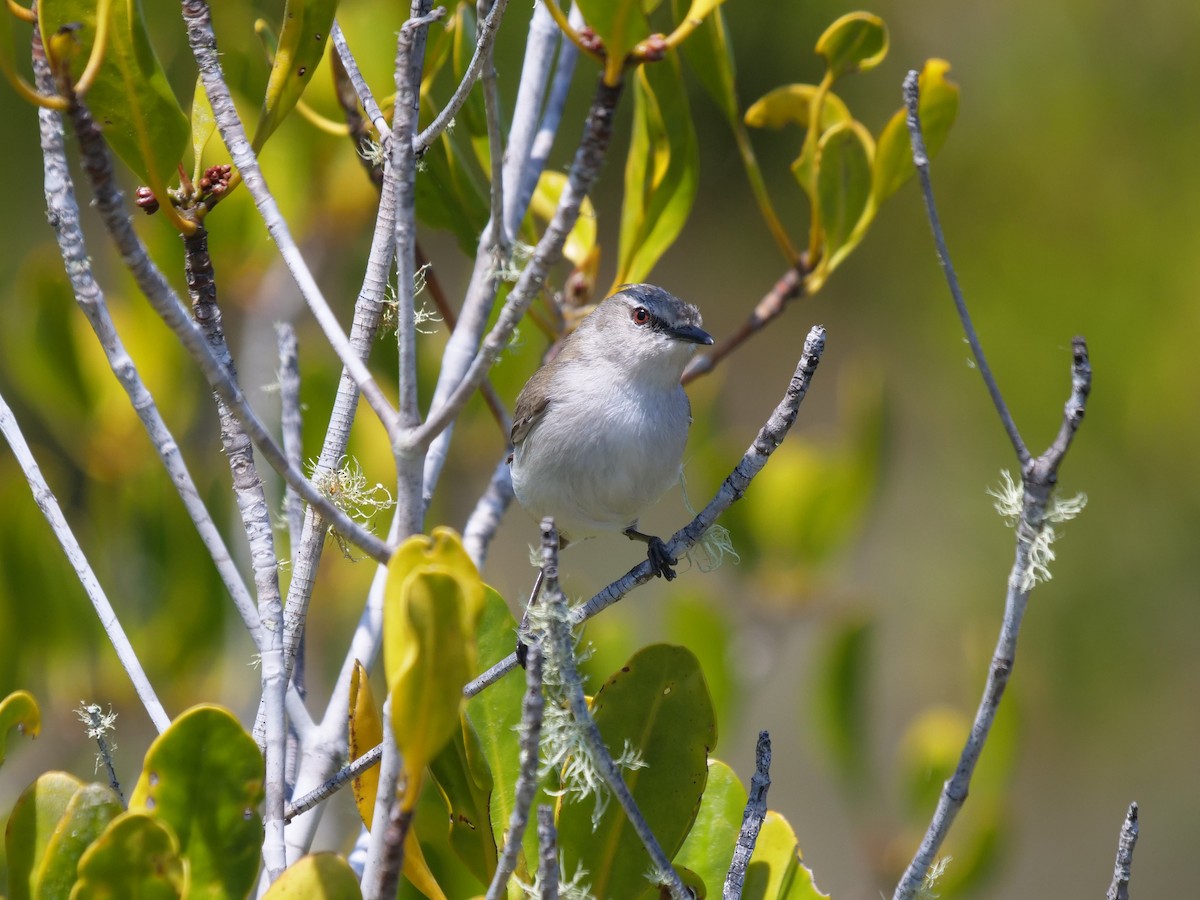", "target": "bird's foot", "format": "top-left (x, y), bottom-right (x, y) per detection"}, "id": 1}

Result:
top-left (625, 527), bottom-right (677, 580)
